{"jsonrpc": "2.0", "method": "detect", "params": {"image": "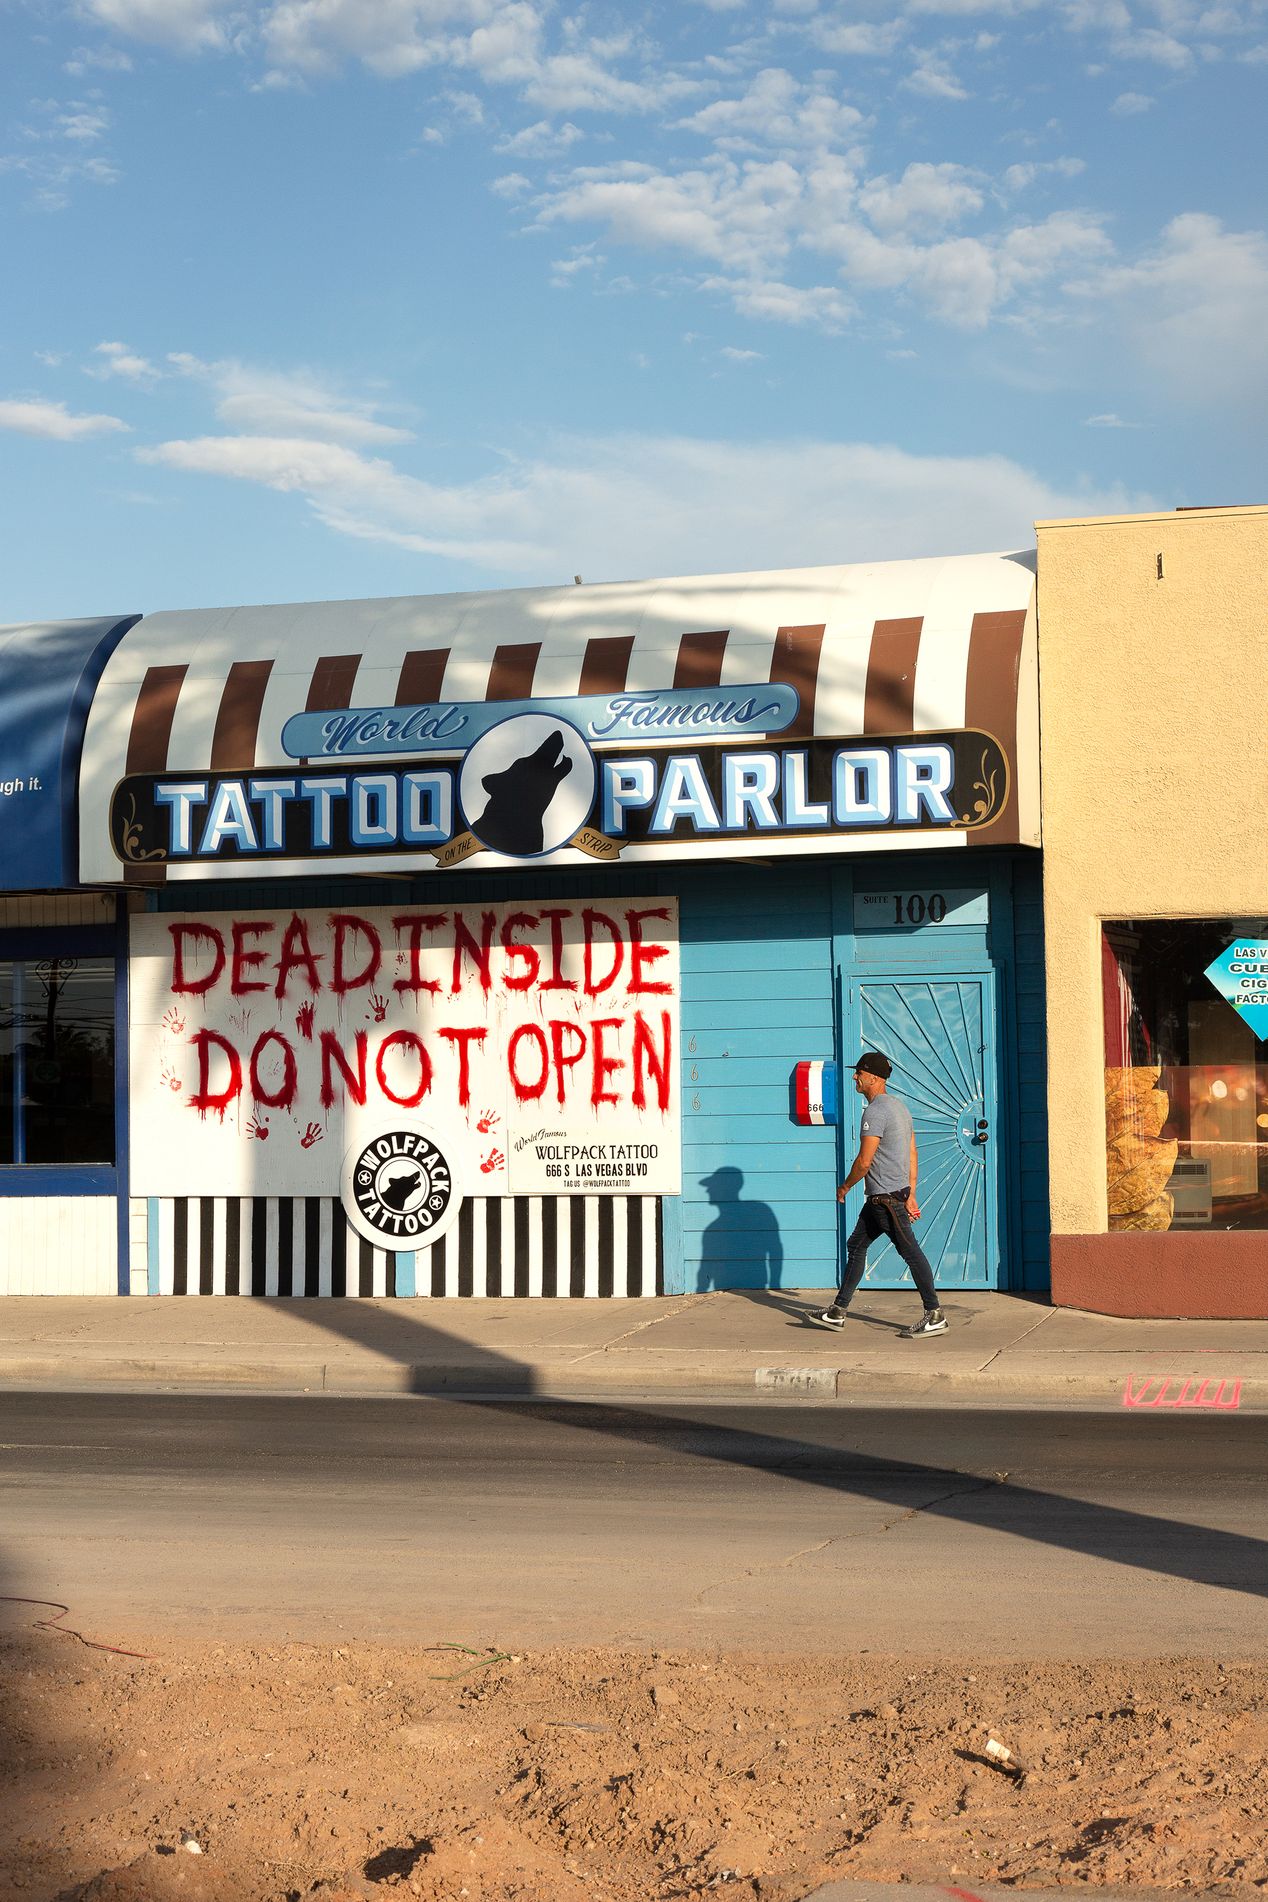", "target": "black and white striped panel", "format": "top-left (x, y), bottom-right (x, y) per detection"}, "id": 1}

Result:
top-left (151, 1196), bottom-right (662, 1297)
top-left (418, 1195), bottom-right (663, 1298)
